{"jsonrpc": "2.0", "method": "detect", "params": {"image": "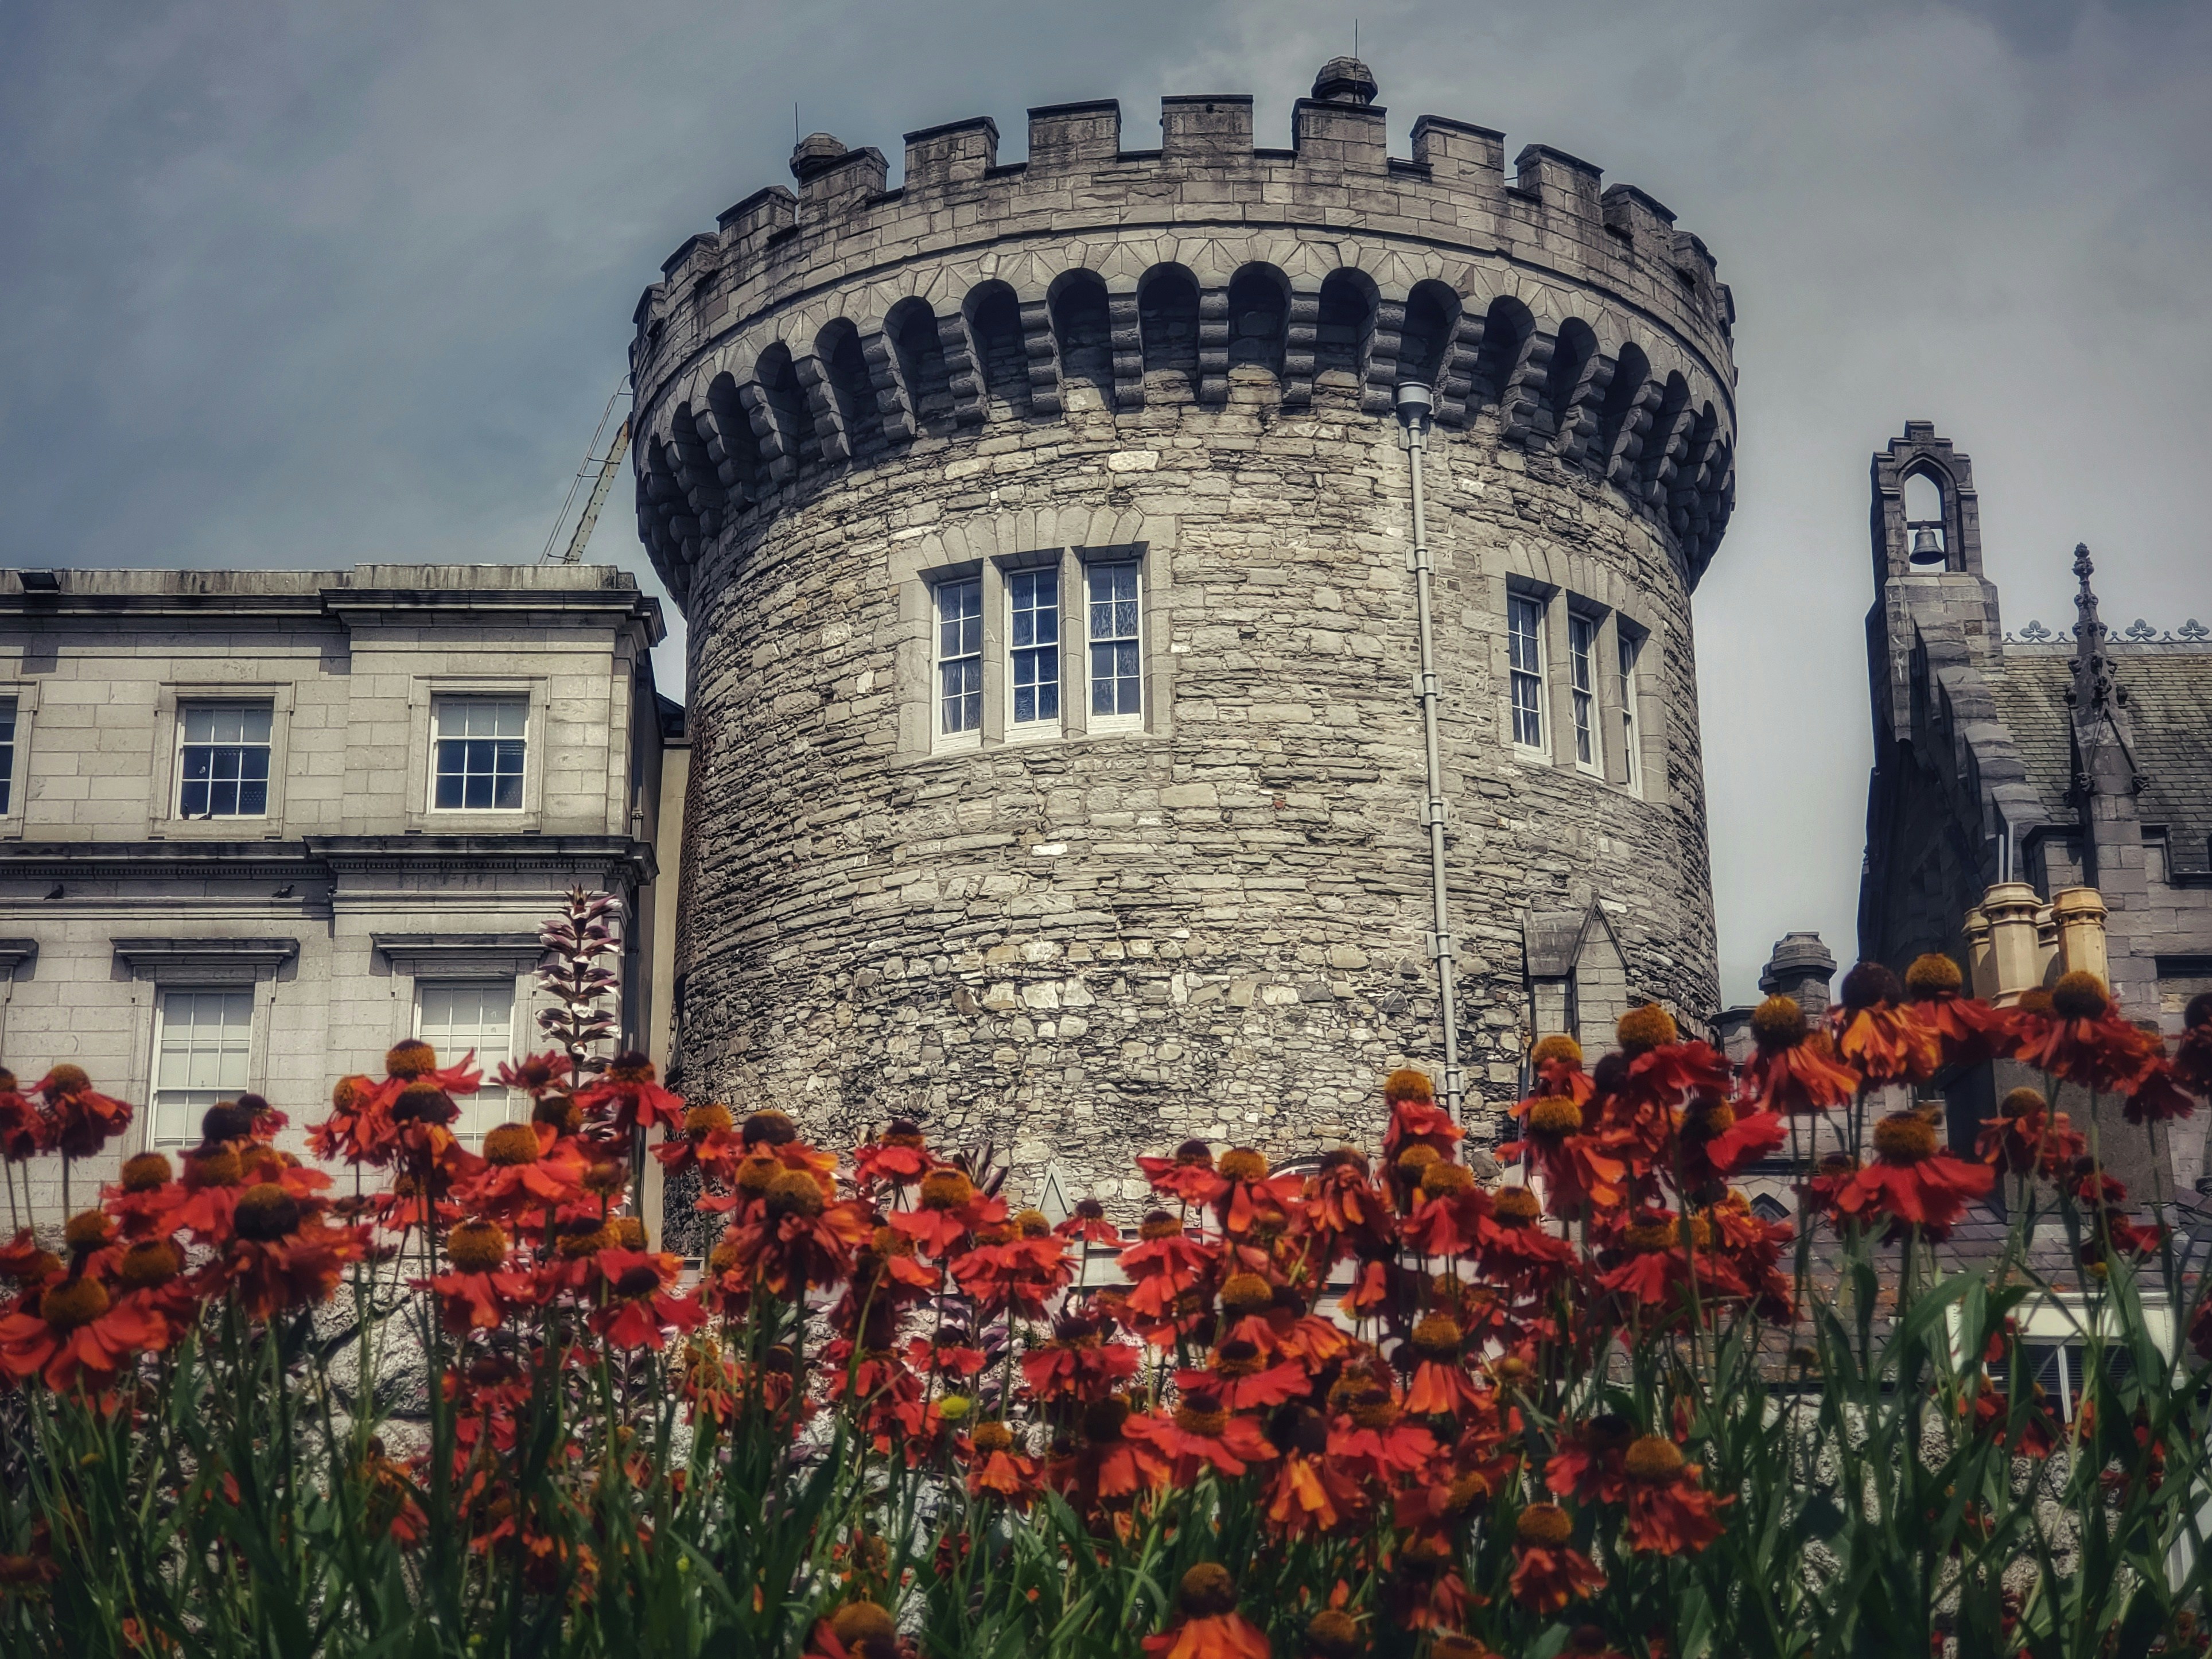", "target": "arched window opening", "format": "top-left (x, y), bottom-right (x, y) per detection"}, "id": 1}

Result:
top-left (753, 344), bottom-right (817, 471)
top-left (1543, 318), bottom-right (1599, 441)
top-left (1051, 273), bottom-right (1114, 408)
top-left (966, 283), bottom-right (1031, 418)
top-left (886, 300), bottom-right (953, 435)
top-left (818, 321), bottom-right (885, 460)
top-left (1398, 281), bottom-right (1458, 394)
top-left (669, 402), bottom-right (724, 531)
top-left (1226, 265), bottom-right (1288, 380)
top-left (1138, 266), bottom-right (1200, 390)
top-left (705, 372), bottom-right (764, 505)
top-left (1313, 271), bottom-right (1371, 396)
top-left (1903, 471), bottom-right (1947, 566)
top-left (1639, 372), bottom-right (1692, 492)
top-left (1592, 343), bottom-right (1650, 482)
top-left (1470, 296), bottom-right (1534, 413)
